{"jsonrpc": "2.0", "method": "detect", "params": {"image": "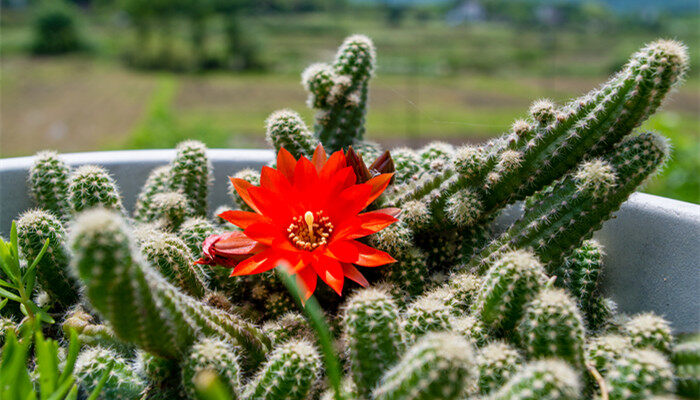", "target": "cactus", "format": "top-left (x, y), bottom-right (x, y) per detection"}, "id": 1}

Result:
top-left (262, 312), bottom-right (313, 345)
top-left (342, 287), bottom-right (403, 397)
top-left (517, 287), bottom-right (587, 366)
top-left (181, 337), bottom-right (241, 399)
top-left (445, 272), bottom-right (481, 313)
top-left (135, 350), bottom-right (180, 389)
top-left (142, 192), bottom-right (194, 231)
top-left (491, 359), bottom-right (582, 399)
top-left (265, 109), bottom-right (317, 159)
top-left (69, 208), bottom-right (270, 365)
top-left (624, 312), bottom-right (674, 355)
top-left (169, 140), bottom-right (211, 217)
top-left (401, 296), bottom-right (452, 344)
top-left (140, 232), bottom-right (209, 298)
top-left (303, 34), bottom-right (375, 151)
top-left (263, 292), bottom-right (294, 319)
top-left (28, 151), bottom-right (71, 217)
top-left (62, 306), bottom-right (131, 352)
top-left (473, 131), bottom-right (669, 274)
top-left (372, 332), bottom-right (477, 400)
top-left (476, 341), bottom-right (522, 395)
top-left (672, 338), bottom-right (700, 399)
top-left (243, 340), bottom-right (322, 400)
top-left (586, 334), bottom-right (632, 376)
top-left (607, 348), bottom-right (675, 399)
top-left (390, 147), bottom-right (421, 185)
top-left (178, 216), bottom-right (218, 257)
top-left (472, 249), bottom-right (548, 333)
top-left (17, 209), bottom-right (79, 308)
top-left (68, 165), bottom-right (124, 213)
top-left (449, 314), bottom-right (489, 347)
top-left (74, 346), bottom-right (147, 399)
top-left (134, 165), bottom-right (171, 222)
top-left (380, 245), bottom-right (430, 297)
